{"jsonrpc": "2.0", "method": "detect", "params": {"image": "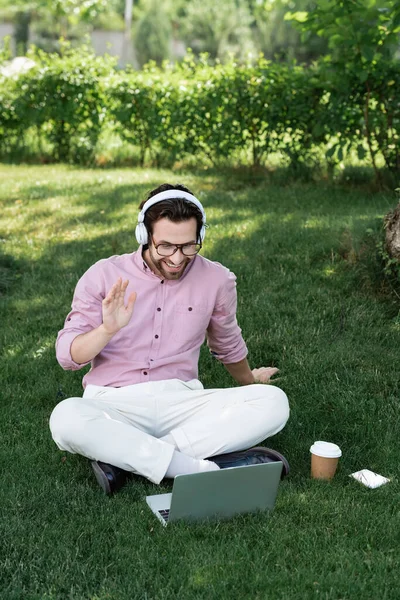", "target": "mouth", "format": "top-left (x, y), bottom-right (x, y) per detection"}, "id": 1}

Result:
top-left (163, 259), bottom-right (185, 272)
